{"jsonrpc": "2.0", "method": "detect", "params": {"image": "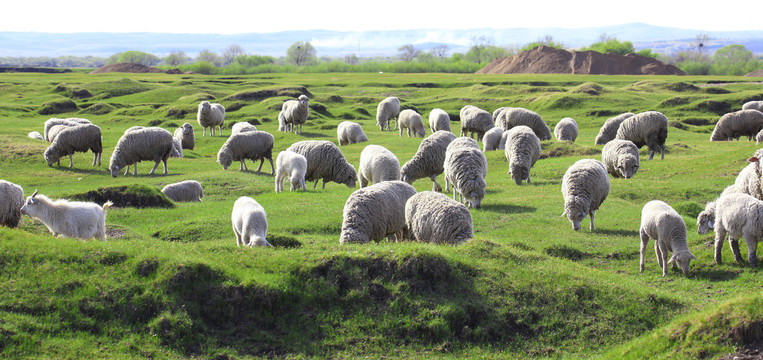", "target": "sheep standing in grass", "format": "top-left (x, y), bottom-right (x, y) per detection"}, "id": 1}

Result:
top-left (340, 181), bottom-right (417, 244)
top-left (174, 122), bottom-right (195, 150)
top-left (170, 139), bottom-right (184, 158)
top-left (109, 127), bottom-right (174, 177)
top-left (217, 131), bottom-right (275, 174)
top-left (561, 159), bottom-right (610, 231)
top-left (43, 117), bottom-right (91, 141)
top-left (376, 96), bottom-right (400, 131)
top-left (231, 196), bottom-right (272, 247)
top-left (495, 107), bottom-right (552, 140)
top-left (742, 100), bottom-right (763, 112)
top-left (735, 150), bottom-right (763, 201)
top-left (161, 180), bottom-right (204, 202)
top-left (400, 131), bottom-right (457, 192)
top-left (482, 127), bottom-right (504, 152)
top-left (554, 117), bottom-right (578, 142)
top-left (710, 109), bottom-right (763, 141)
top-left (492, 107), bottom-right (512, 123)
top-left (444, 137), bottom-right (487, 208)
top-left (504, 126), bottom-right (541, 185)
top-left (197, 101), bottom-right (225, 137)
top-left (287, 140), bottom-right (357, 189)
top-left (277, 111), bottom-right (291, 132)
top-left (697, 185), bottom-right (740, 235)
top-left (282, 95), bottom-right (310, 135)
top-left (594, 112), bottom-right (634, 145)
top-left (429, 108), bottom-right (451, 133)
top-left (28, 131), bottom-right (43, 141)
top-left (231, 122), bottom-right (258, 135)
top-left (714, 192), bottom-right (762, 267)
top-left (337, 121), bottom-right (369, 146)
top-left (640, 200), bottom-right (697, 276)
top-left (404, 191), bottom-right (472, 244)
top-left (275, 150), bottom-right (307, 193)
top-left (398, 109), bottom-right (426, 138)
top-left (0, 180), bottom-right (24, 228)
top-left (358, 145), bottom-right (400, 188)
top-left (20, 189), bottom-right (112, 240)
top-left (44, 124), bottom-right (103, 168)
top-left (459, 105), bottom-right (494, 140)
top-left (601, 139), bottom-right (640, 179)
top-left (615, 111), bottom-right (668, 160)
